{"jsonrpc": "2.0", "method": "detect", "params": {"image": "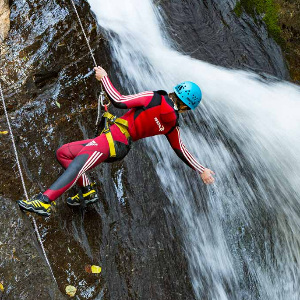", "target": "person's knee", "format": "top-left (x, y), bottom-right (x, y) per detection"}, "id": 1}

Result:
top-left (56, 144), bottom-right (69, 162)
top-left (49, 154), bottom-right (89, 191)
